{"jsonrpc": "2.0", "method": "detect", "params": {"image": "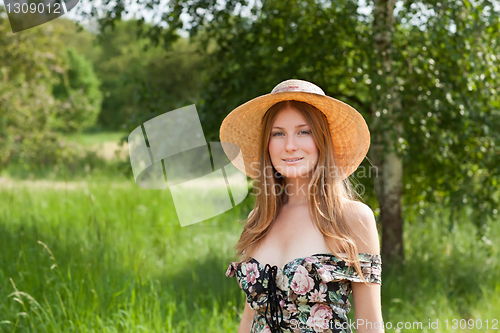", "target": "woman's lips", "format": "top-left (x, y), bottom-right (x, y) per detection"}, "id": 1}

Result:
top-left (282, 157), bottom-right (303, 164)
